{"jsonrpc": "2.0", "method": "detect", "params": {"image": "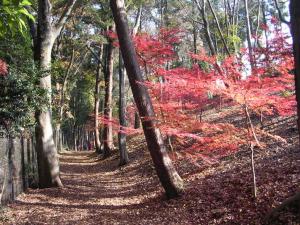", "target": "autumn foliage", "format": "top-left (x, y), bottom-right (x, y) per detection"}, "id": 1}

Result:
top-left (0, 59), bottom-right (8, 76)
top-left (99, 25), bottom-right (295, 162)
